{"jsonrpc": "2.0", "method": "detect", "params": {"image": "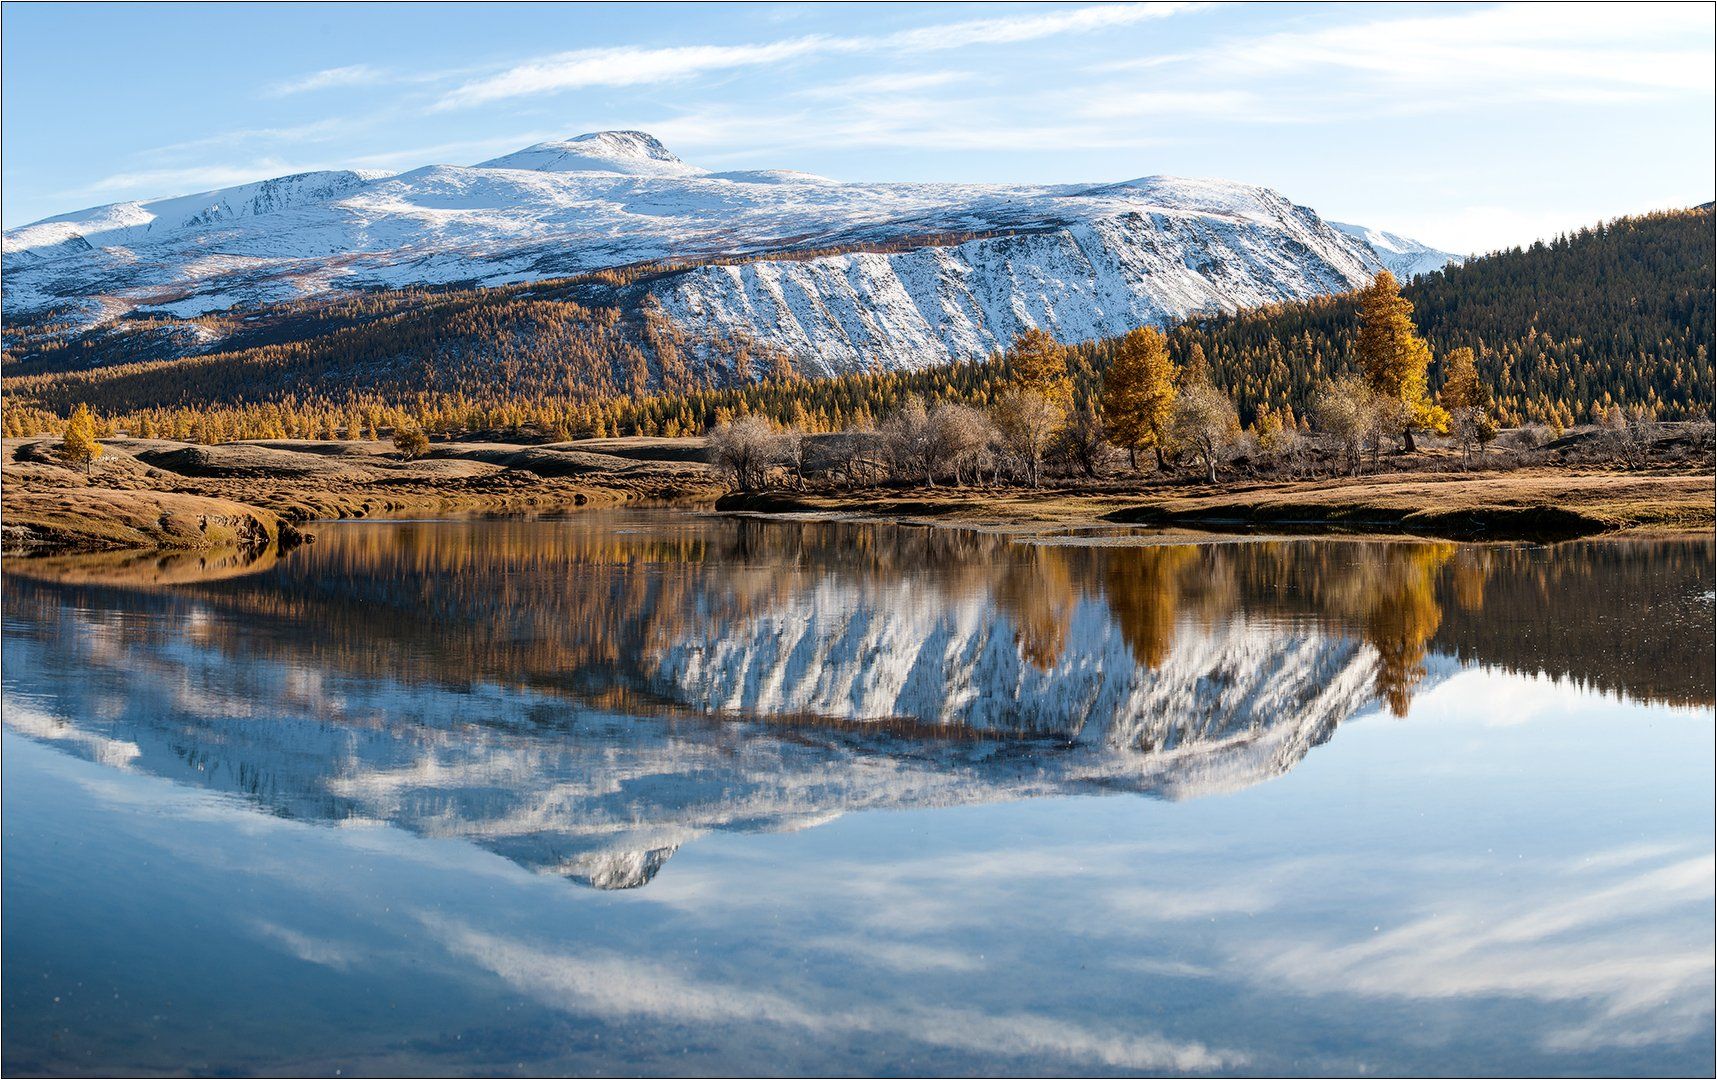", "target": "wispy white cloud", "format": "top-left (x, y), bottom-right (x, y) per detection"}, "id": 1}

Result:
top-left (882, 2), bottom-right (1205, 51)
top-left (144, 118), bottom-right (355, 157)
top-left (1077, 89), bottom-right (1261, 120)
top-left (639, 99), bottom-right (1170, 168)
top-left (1248, 851), bottom-right (1716, 1053)
top-left (250, 920), bottom-right (366, 970)
top-left (1072, 1), bottom-right (1712, 136)
top-left (1204, 2), bottom-right (1712, 100)
top-left (265, 64), bottom-right (389, 97)
top-left (77, 161), bottom-right (305, 198)
top-left (437, 39), bottom-right (831, 109)
top-left (434, 3), bottom-right (1204, 110)
top-left (798, 70), bottom-right (978, 100)
top-left (427, 917), bottom-right (1246, 1072)
top-left (807, 934), bottom-right (985, 974)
